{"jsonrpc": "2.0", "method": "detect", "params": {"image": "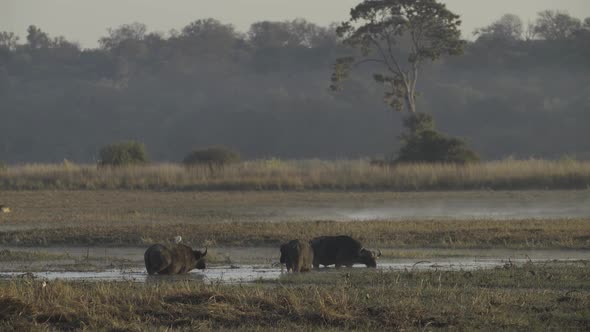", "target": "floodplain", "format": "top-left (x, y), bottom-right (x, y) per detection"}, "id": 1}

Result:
top-left (0, 189), bottom-right (589, 330)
